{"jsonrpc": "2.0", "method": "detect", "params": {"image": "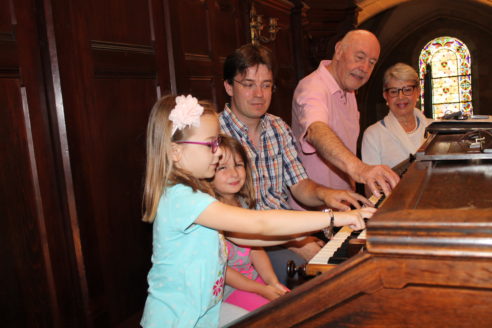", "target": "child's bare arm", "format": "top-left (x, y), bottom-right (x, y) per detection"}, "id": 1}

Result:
top-left (249, 248), bottom-right (280, 286)
top-left (225, 267), bottom-right (266, 295)
top-left (250, 248), bottom-right (290, 296)
top-left (226, 265), bottom-right (288, 301)
top-left (197, 202), bottom-right (375, 236)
